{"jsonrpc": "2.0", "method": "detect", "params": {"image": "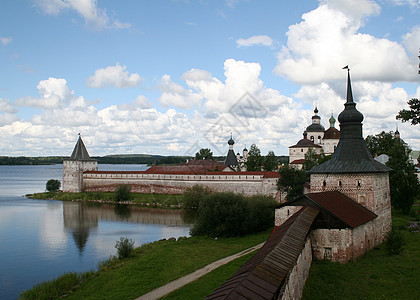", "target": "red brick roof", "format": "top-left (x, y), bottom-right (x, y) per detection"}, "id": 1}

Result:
top-left (281, 191), bottom-right (377, 228)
